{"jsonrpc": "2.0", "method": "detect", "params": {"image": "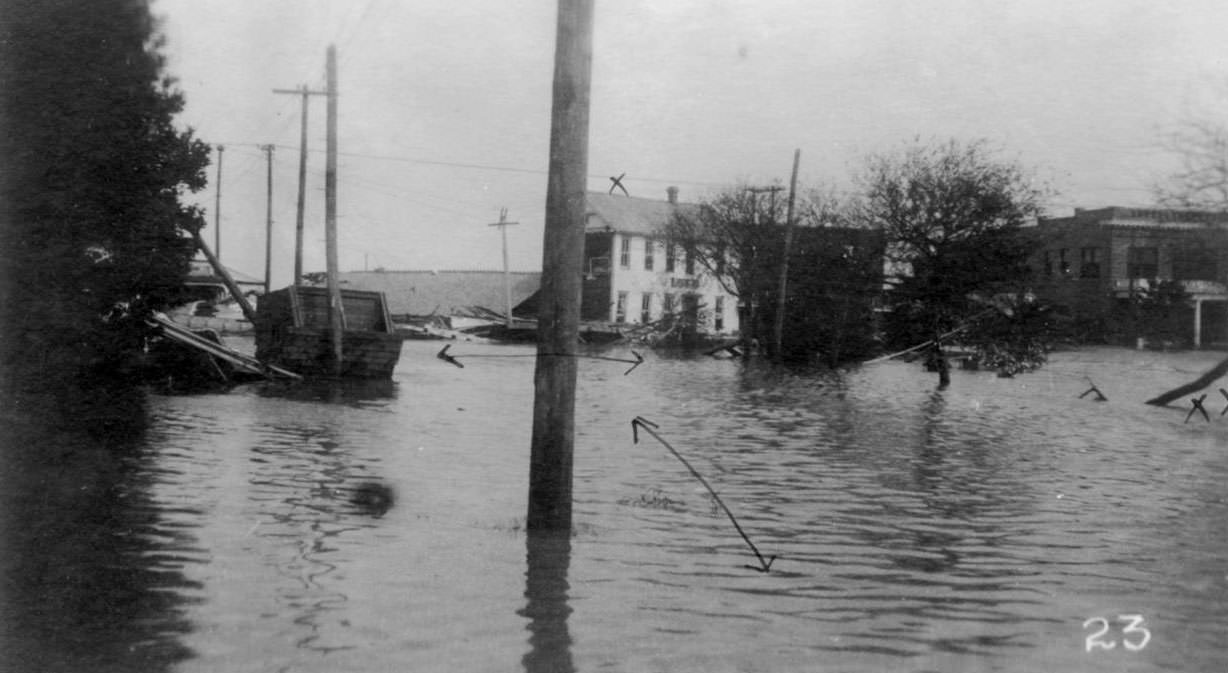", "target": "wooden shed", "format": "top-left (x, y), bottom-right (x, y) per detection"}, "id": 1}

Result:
top-left (255, 286), bottom-right (403, 379)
